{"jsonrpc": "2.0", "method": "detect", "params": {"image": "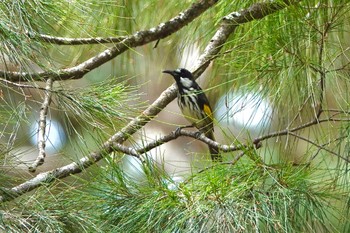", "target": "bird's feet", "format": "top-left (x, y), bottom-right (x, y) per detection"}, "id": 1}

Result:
top-left (175, 124), bottom-right (194, 135)
top-left (194, 131), bottom-right (202, 139)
